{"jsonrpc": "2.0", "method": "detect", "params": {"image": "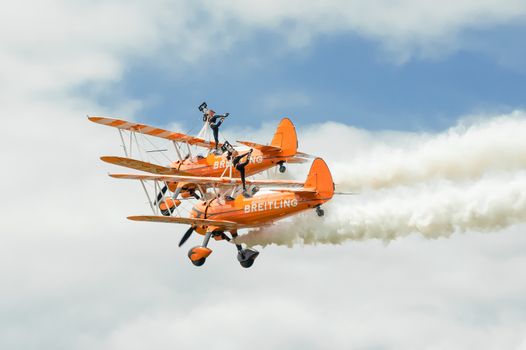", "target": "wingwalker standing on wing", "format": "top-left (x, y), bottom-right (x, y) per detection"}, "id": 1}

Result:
top-left (198, 102), bottom-right (229, 154)
top-left (232, 148), bottom-right (253, 197)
